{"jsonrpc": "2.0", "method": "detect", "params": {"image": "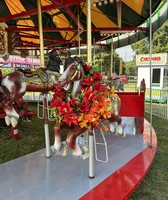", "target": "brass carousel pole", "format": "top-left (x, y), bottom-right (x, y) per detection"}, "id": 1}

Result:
top-left (87, 0), bottom-right (92, 65)
top-left (37, 0), bottom-right (51, 158)
top-left (109, 35), bottom-right (114, 87)
top-left (110, 35), bottom-right (113, 77)
top-left (87, 0), bottom-right (94, 179)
